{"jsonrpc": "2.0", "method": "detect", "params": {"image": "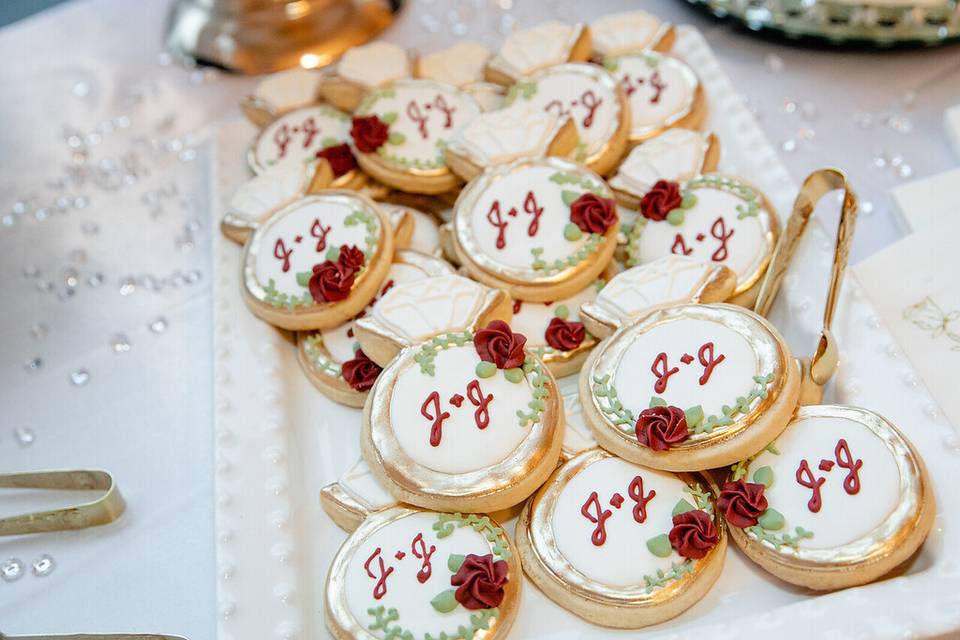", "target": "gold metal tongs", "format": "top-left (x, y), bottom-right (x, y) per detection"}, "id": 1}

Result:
top-left (0, 470), bottom-right (125, 536)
